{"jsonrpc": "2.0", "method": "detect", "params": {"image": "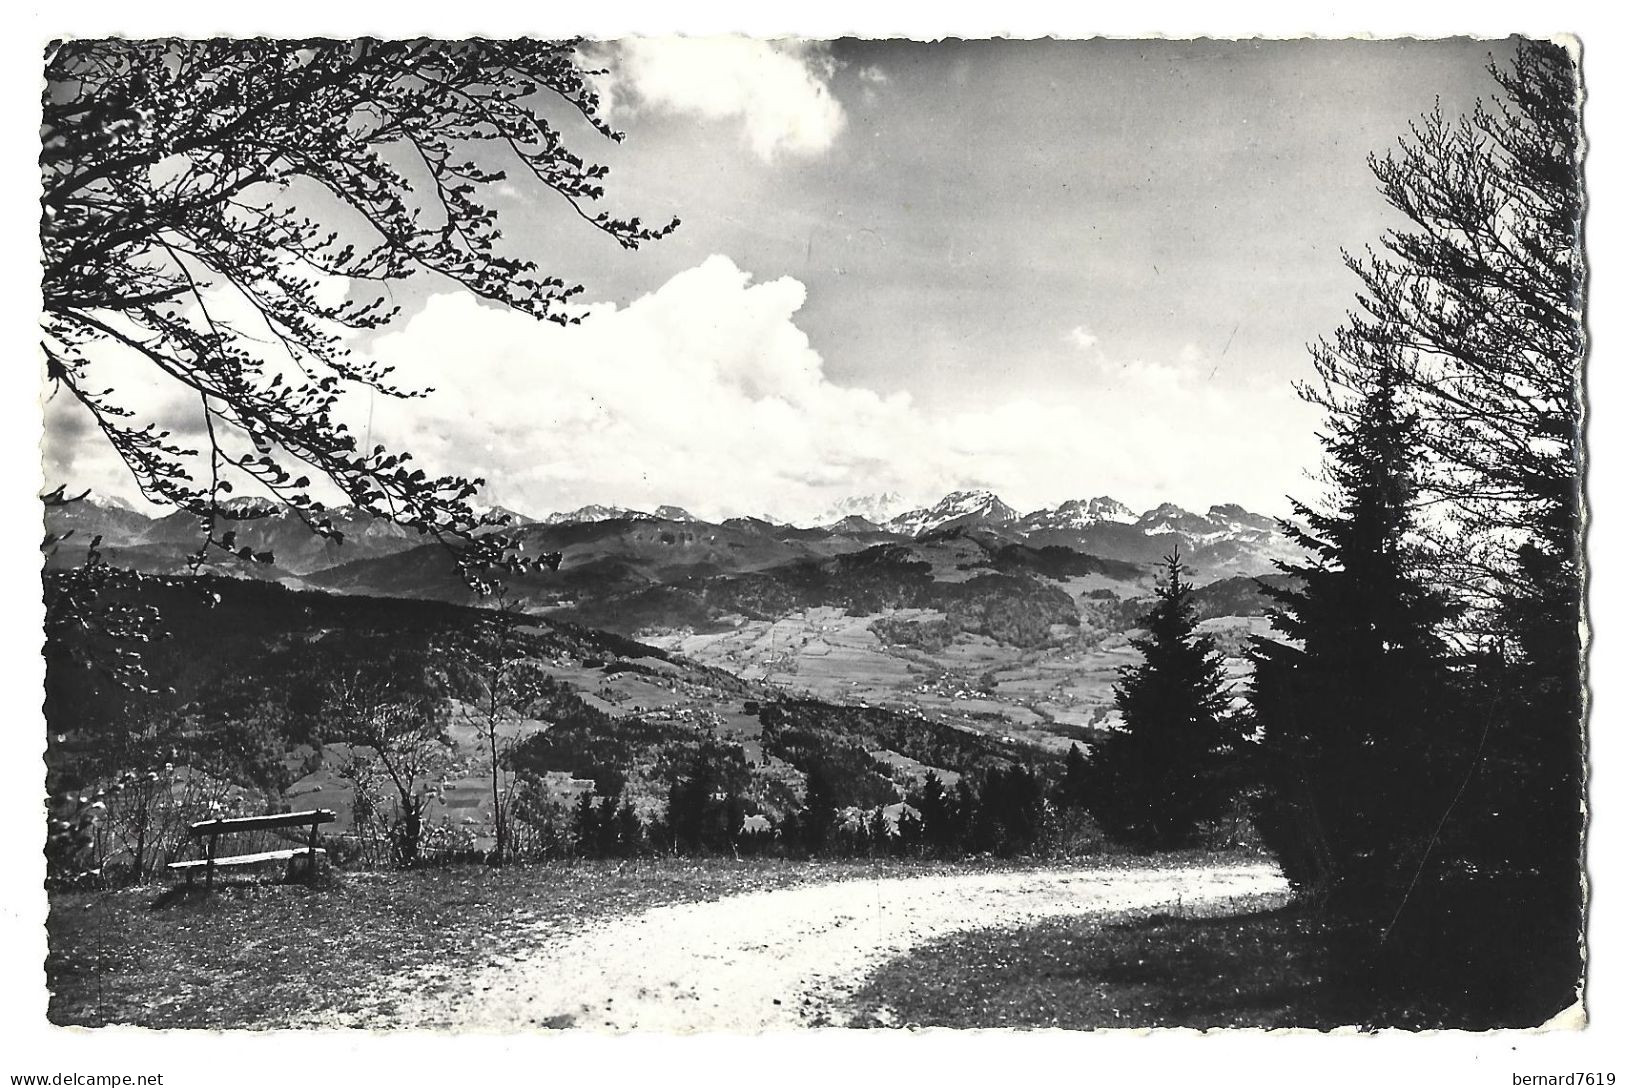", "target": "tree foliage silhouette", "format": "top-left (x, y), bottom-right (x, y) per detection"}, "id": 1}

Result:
top-left (1328, 43), bottom-right (1582, 604)
top-left (329, 670), bottom-right (452, 867)
top-left (459, 594), bottom-right (550, 867)
top-left (1250, 347), bottom-right (1461, 912)
top-left (1087, 550), bottom-right (1237, 850)
top-left (1313, 41), bottom-right (1584, 825)
top-left (1251, 39), bottom-right (1584, 1021)
top-left (1056, 742), bottom-right (1089, 810)
top-left (41, 39), bottom-right (675, 590)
